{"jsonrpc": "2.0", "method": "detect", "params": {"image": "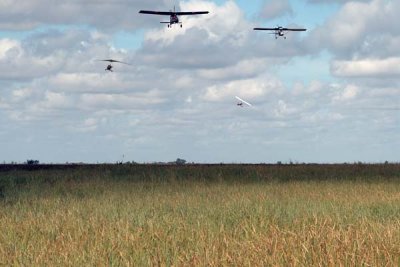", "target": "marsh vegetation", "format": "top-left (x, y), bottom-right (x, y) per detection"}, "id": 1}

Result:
top-left (1, 164), bottom-right (399, 265)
